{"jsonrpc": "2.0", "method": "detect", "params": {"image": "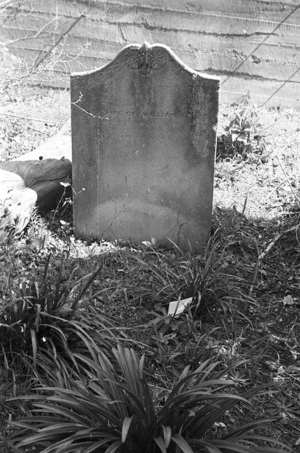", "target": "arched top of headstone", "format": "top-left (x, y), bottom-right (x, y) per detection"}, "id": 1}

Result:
top-left (71, 42), bottom-right (219, 83)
